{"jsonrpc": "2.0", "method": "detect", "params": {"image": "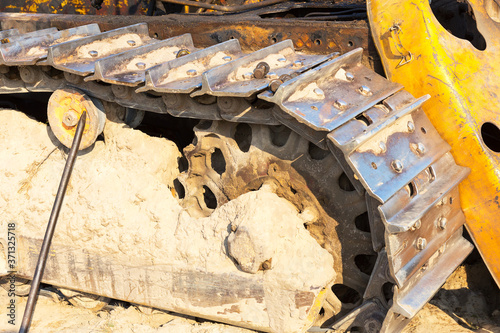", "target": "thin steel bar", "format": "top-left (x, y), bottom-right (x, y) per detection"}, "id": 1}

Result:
top-left (19, 111), bottom-right (87, 333)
